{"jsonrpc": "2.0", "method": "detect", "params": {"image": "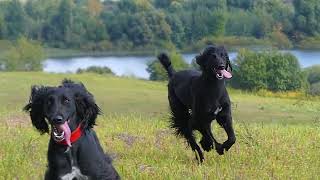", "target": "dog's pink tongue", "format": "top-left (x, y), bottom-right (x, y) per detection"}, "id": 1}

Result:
top-left (221, 69), bottom-right (232, 79)
top-left (57, 122), bottom-right (71, 147)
